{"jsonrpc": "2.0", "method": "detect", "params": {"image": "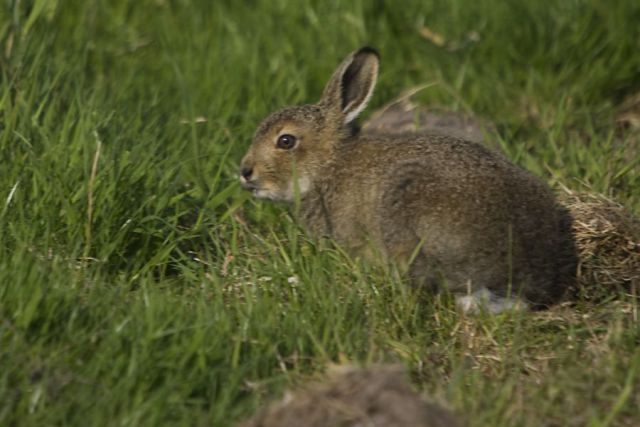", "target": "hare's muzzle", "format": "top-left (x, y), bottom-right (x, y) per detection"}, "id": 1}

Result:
top-left (239, 162), bottom-right (258, 190)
